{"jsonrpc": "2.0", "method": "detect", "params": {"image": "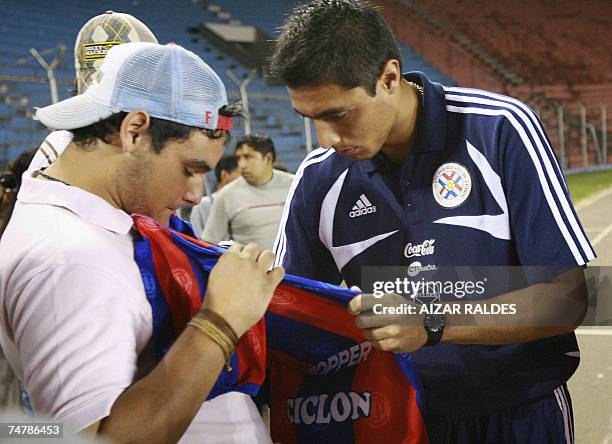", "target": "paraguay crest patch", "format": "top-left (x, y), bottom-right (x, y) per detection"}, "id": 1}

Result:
top-left (432, 162), bottom-right (472, 208)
